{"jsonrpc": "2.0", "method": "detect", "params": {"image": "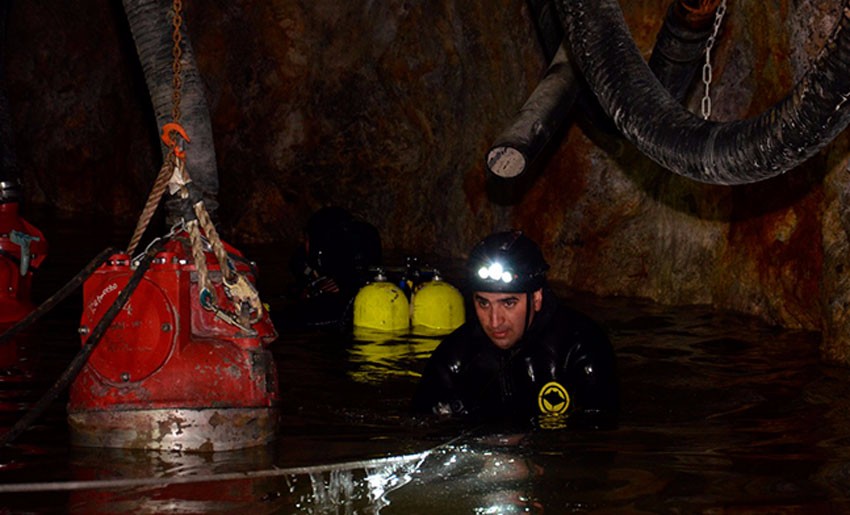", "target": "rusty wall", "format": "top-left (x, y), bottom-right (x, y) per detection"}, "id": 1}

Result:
top-left (4, 0), bottom-right (849, 334)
